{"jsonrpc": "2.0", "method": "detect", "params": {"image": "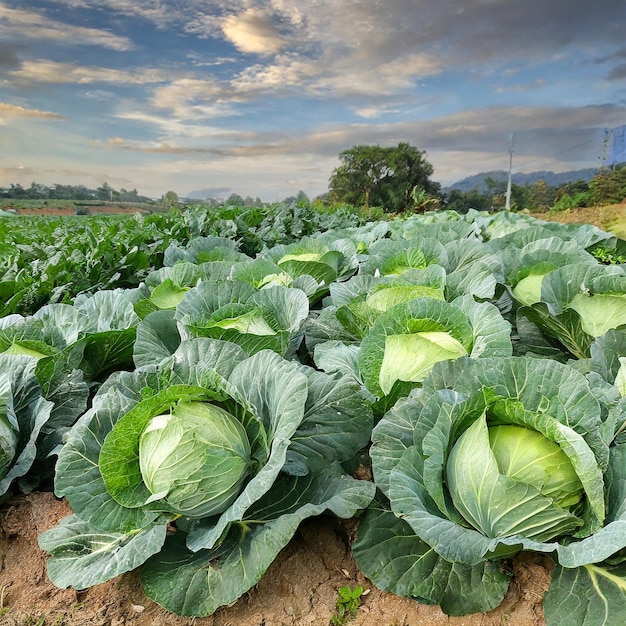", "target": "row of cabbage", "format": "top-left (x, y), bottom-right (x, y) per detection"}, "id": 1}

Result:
top-left (2, 208), bottom-right (626, 624)
top-left (0, 203), bottom-right (365, 316)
